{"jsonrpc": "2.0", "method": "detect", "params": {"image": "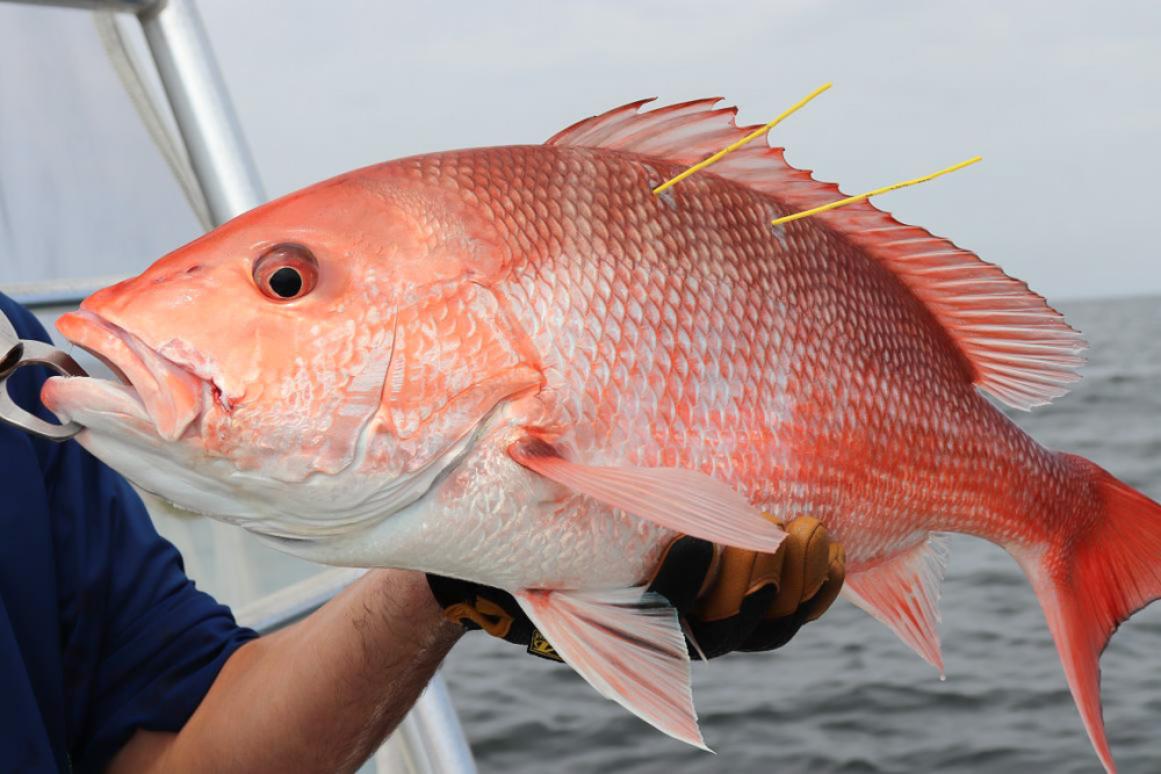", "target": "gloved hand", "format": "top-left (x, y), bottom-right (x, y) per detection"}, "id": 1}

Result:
top-left (427, 515), bottom-right (845, 660)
